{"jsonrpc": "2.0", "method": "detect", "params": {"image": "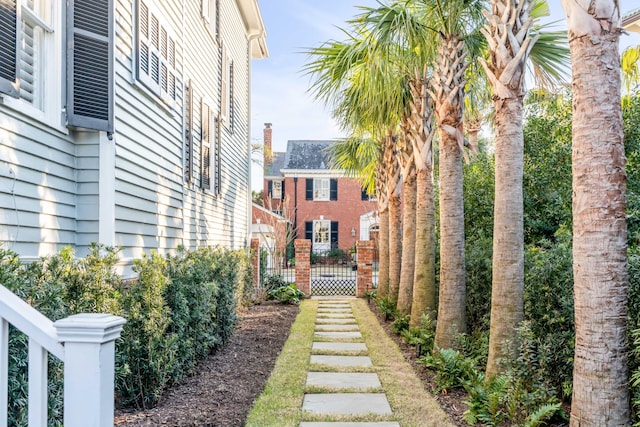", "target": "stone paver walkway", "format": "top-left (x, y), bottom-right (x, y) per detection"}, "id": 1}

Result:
top-left (301, 298), bottom-right (400, 427)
